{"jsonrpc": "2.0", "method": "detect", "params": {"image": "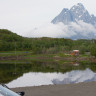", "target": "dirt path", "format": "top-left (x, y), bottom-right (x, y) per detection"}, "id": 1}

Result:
top-left (12, 82), bottom-right (96, 96)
